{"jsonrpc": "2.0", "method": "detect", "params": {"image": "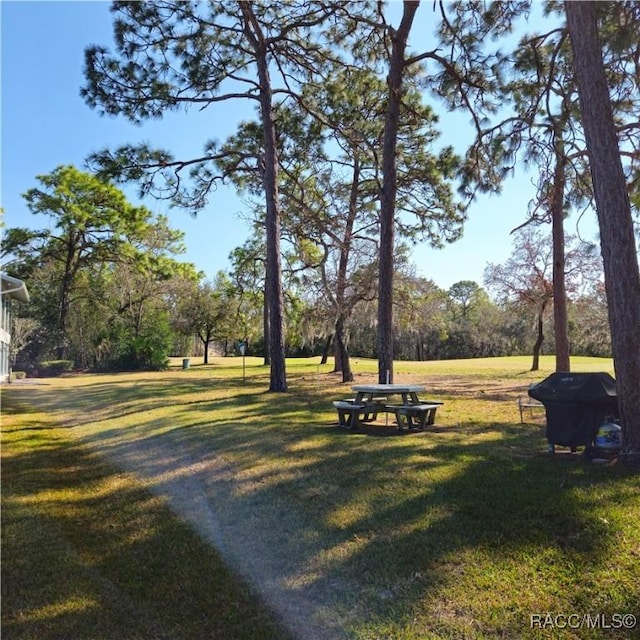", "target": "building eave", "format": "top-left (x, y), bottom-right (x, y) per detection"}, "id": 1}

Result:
top-left (1, 274), bottom-right (30, 303)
